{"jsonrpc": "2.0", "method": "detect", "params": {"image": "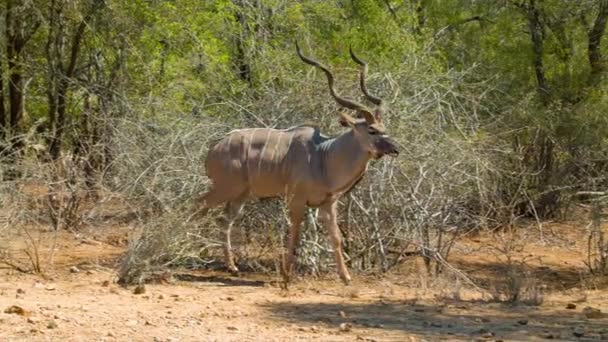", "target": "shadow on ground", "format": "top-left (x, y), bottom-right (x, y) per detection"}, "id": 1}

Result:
top-left (450, 258), bottom-right (593, 291)
top-left (174, 273), bottom-right (266, 287)
top-left (262, 299), bottom-right (607, 340)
